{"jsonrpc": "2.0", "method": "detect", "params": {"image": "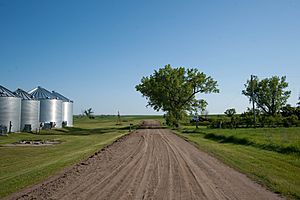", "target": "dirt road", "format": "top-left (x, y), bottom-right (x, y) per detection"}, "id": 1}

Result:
top-left (8, 121), bottom-right (283, 200)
